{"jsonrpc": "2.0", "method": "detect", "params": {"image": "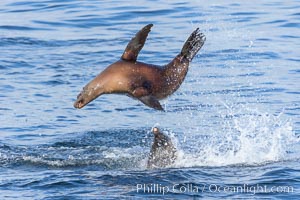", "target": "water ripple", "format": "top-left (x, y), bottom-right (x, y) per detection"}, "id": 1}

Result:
top-left (0, 25), bottom-right (52, 31)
